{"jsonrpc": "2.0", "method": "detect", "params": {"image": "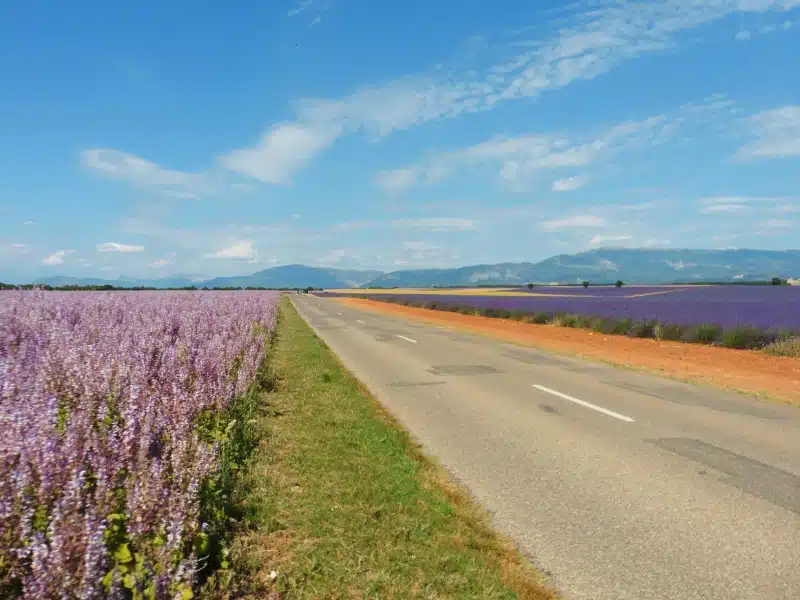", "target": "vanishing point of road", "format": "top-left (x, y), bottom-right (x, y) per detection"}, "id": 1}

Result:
top-left (292, 295), bottom-right (800, 600)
